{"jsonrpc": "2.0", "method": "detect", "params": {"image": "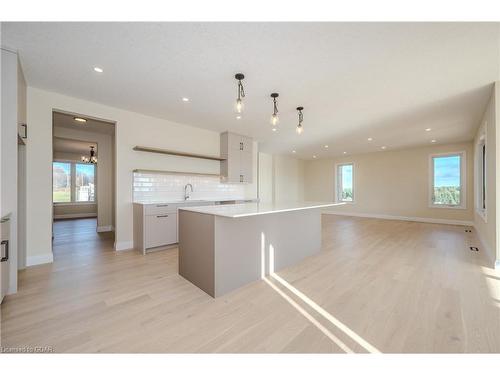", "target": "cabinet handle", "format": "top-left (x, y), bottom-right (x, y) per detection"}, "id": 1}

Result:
top-left (240, 174), bottom-right (243, 183)
top-left (240, 142), bottom-right (243, 151)
top-left (21, 123), bottom-right (27, 139)
top-left (1, 240), bottom-right (8, 262)
top-left (156, 215), bottom-right (169, 218)
top-left (156, 204), bottom-right (169, 207)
